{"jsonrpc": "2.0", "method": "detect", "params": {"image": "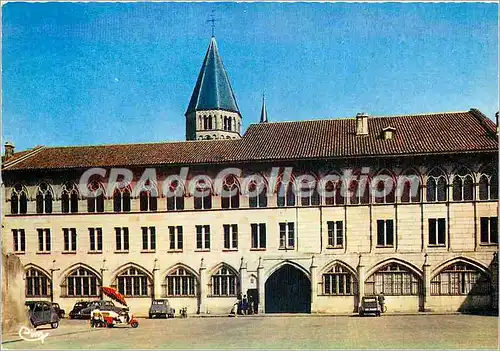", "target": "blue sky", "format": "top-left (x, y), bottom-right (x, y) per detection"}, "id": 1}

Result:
top-left (2, 2), bottom-right (498, 152)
